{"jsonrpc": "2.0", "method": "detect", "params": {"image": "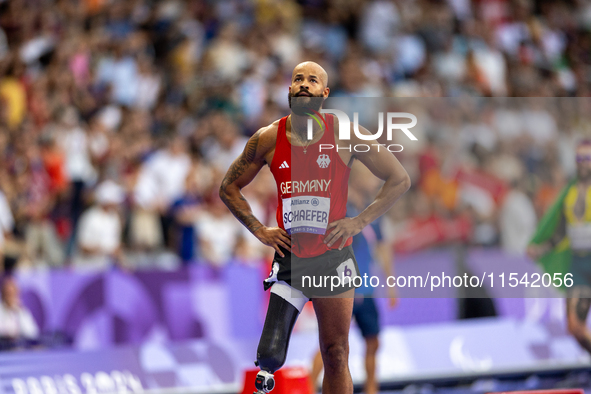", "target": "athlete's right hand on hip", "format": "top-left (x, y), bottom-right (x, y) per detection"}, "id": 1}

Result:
top-left (255, 226), bottom-right (291, 257)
